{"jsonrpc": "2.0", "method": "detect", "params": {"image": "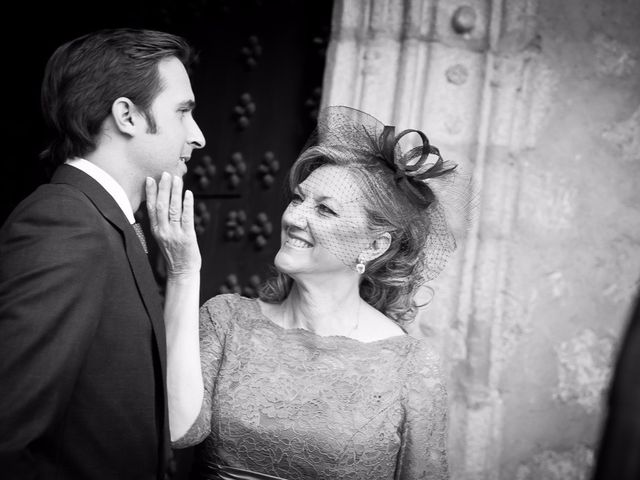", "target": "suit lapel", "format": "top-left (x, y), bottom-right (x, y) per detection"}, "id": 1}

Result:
top-left (51, 165), bottom-right (167, 376)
